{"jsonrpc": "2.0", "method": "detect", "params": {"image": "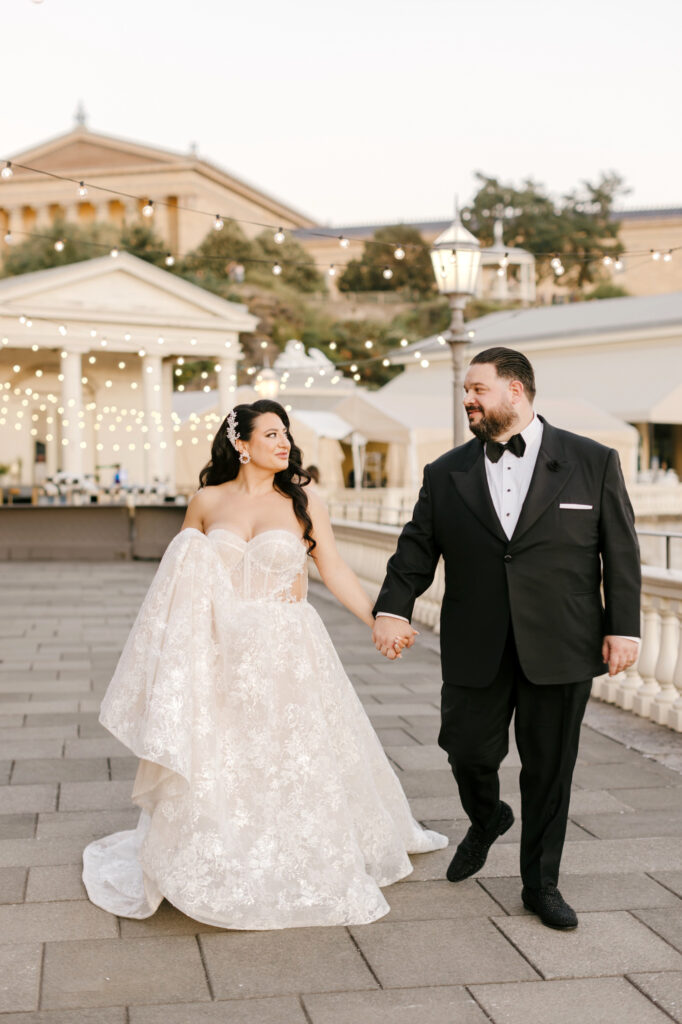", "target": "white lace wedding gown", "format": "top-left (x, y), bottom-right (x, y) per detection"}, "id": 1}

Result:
top-left (82, 527), bottom-right (447, 929)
